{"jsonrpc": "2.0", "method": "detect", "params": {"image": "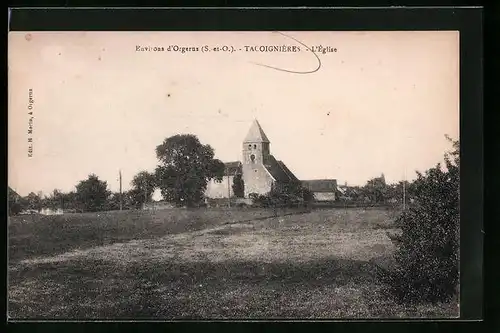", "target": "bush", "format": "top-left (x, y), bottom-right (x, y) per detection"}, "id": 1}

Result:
top-left (249, 191), bottom-right (301, 208)
top-left (387, 137), bottom-right (459, 303)
top-left (249, 184), bottom-right (312, 209)
top-left (249, 193), bottom-right (272, 208)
